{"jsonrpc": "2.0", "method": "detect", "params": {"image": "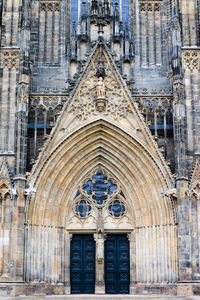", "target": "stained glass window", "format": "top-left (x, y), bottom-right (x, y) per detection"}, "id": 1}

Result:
top-left (82, 170), bottom-right (117, 205)
top-left (73, 170), bottom-right (126, 219)
top-left (108, 197), bottom-right (126, 218)
top-left (74, 196), bottom-right (92, 218)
